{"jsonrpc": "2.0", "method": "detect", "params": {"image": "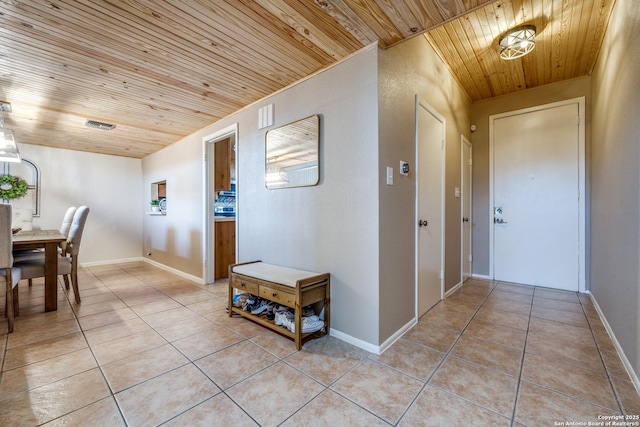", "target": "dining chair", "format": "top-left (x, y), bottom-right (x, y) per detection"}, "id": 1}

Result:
top-left (1, 204), bottom-right (22, 333)
top-left (15, 206), bottom-right (77, 286)
top-left (16, 206), bottom-right (89, 304)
